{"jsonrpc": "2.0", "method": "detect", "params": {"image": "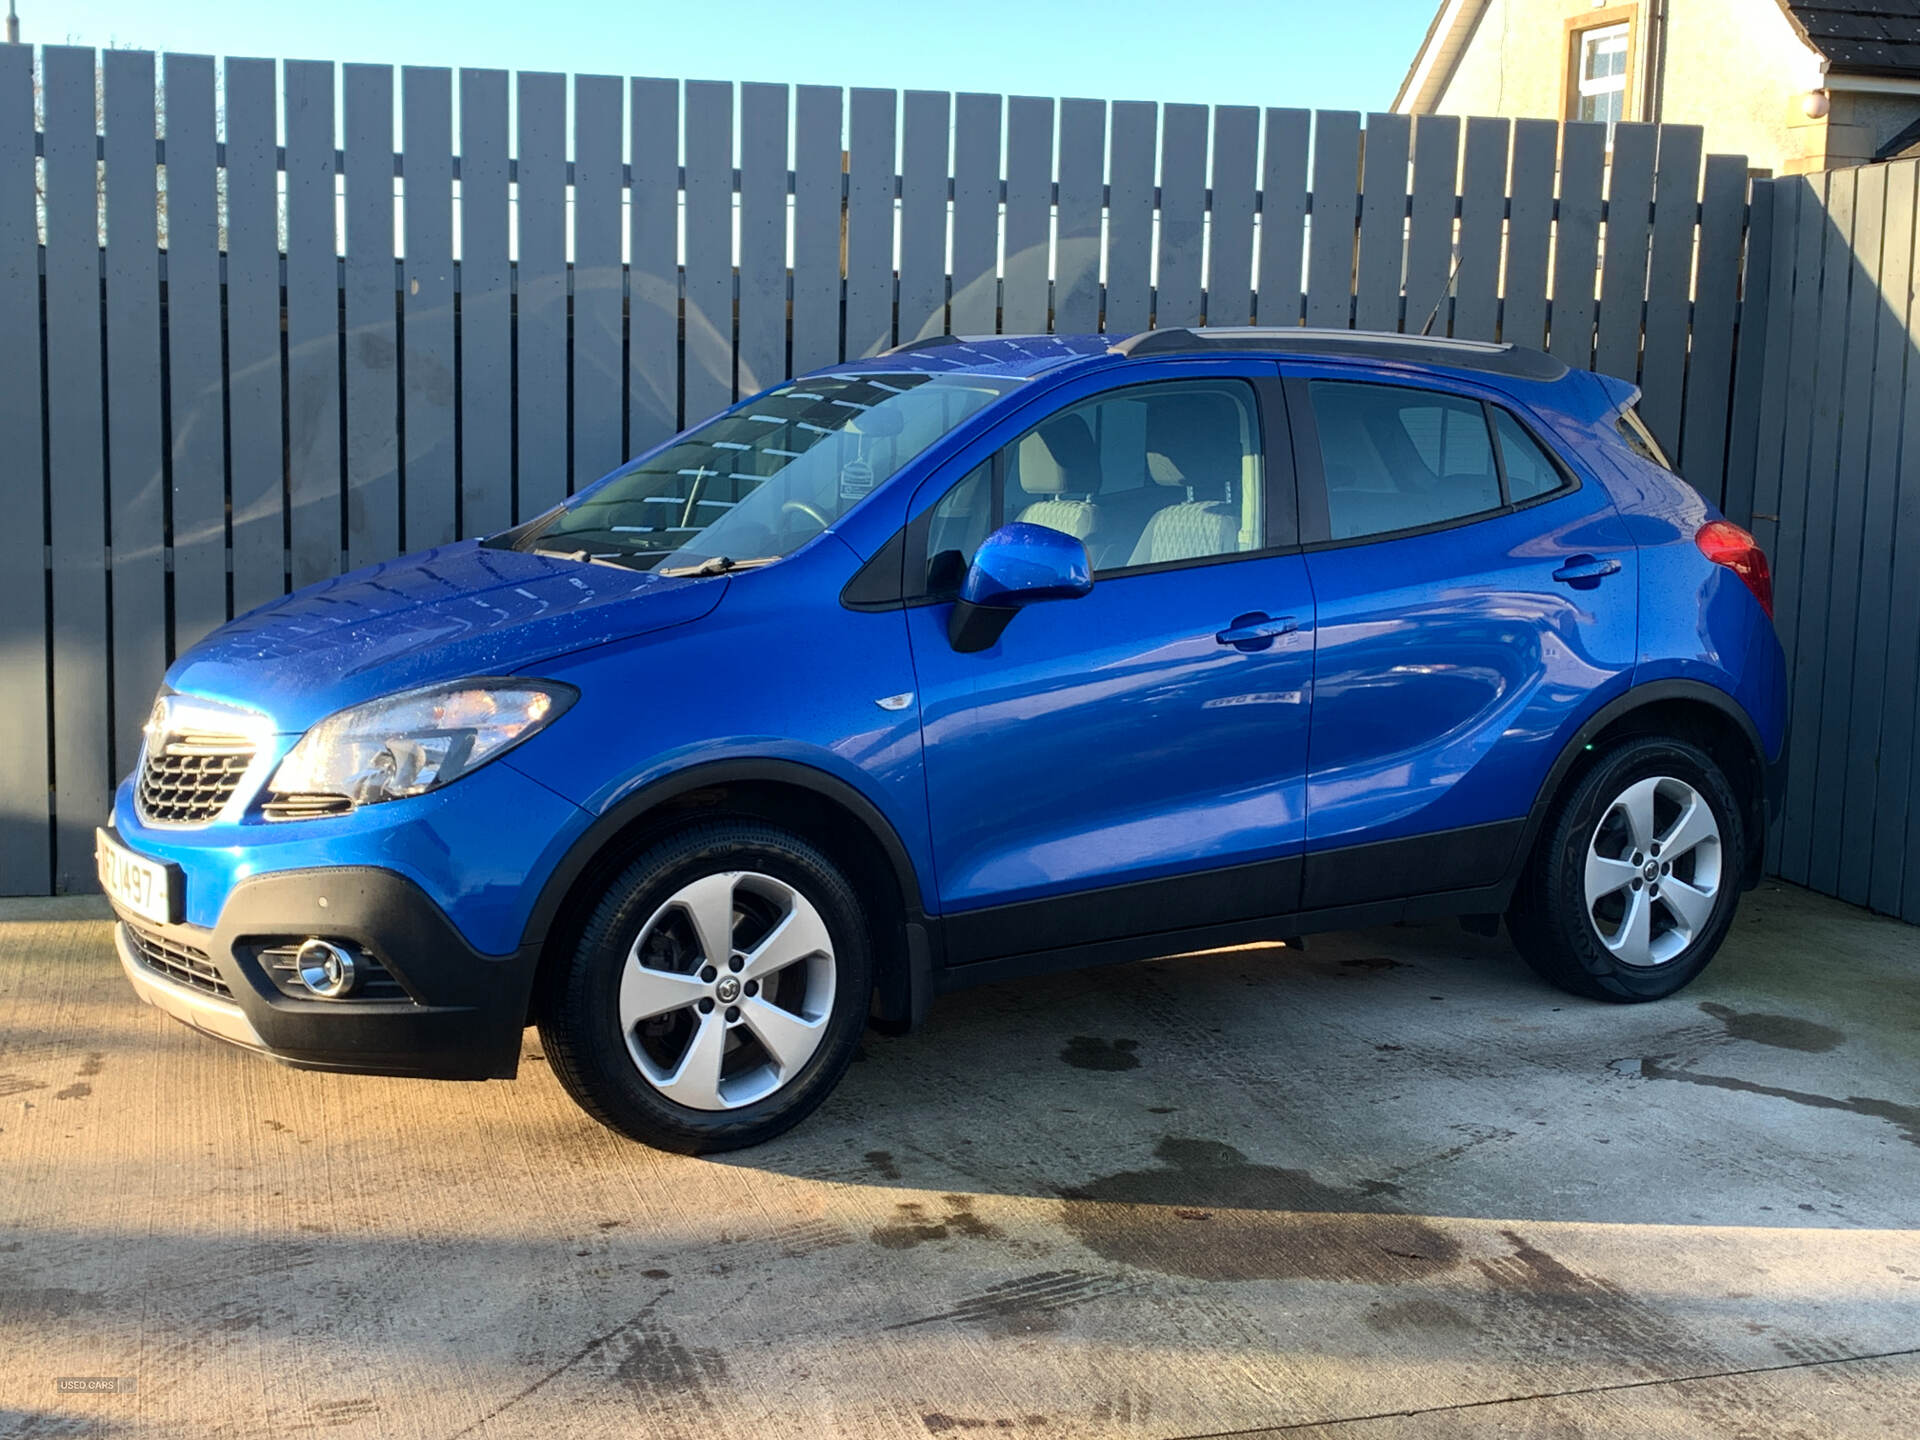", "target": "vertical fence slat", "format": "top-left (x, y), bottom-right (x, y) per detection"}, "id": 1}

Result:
top-left (791, 85), bottom-right (844, 373)
top-left (898, 91), bottom-right (948, 344)
top-left (515, 72), bottom-right (568, 516)
top-left (1593, 122), bottom-right (1656, 383)
top-left (1254, 108), bottom-right (1309, 326)
top-left (1805, 166), bottom-right (1884, 896)
top-left (1779, 170), bottom-right (1855, 882)
top-left (1502, 119), bottom-right (1557, 349)
top-left (844, 88), bottom-right (896, 359)
top-left (951, 92), bottom-right (1002, 336)
top-left (225, 57), bottom-right (286, 614)
top-left (1002, 95), bottom-right (1053, 334)
top-left (459, 69), bottom-right (512, 533)
top-left (1887, 167), bottom-right (1920, 914)
top-left (1451, 117), bottom-right (1508, 341)
top-left (1354, 113), bottom-right (1409, 333)
top-left (1718, 175), bottom-right (1775, 527)
top-left (43, 47), bottom-right (110, 890)
top-left (1403, 114), bottom-right (1458, 336)
top-left (0, 44), bottom-right (48, 892)
top-left (1106, 101), bottom-right (1156, 334)
top-left (1156, 103), bottom-right (1207, 329)
top-left (1054, 98), bottom-right (1105, 334)
top-left (1305, 111), bottom-right (1360, 328)
top-left (163, 54), bottom-right (227, 645)
top-left (1549, 121), bottom-right (1606, 369)
top-left (1748, 180), bottom-right (1810, 598)
top-left (1204, 106), bottom-right (1256, 328)
top-left (1679, 153), bottom-right (1746, 504)
top-left (683, 80), bottom-right (734, 418)
top-left (103, 50), bottom-right (166, 777)
top-left (402, 66), bottom-right (458, 542)
top-left (737, 82), bottom-right (789, 396)
top-left (572, 74), bottom-right (624, 484)
top-left (627, 77), bottom-right (679, 449)
top-left (1638, 127), bottom-right (1704, 458)
top-left (285, 60), bottom-right (343, 584)
top-left (1841, 161), bottom-right (1914, 907)
top-left (344, 64), bottom-right (399, 564)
